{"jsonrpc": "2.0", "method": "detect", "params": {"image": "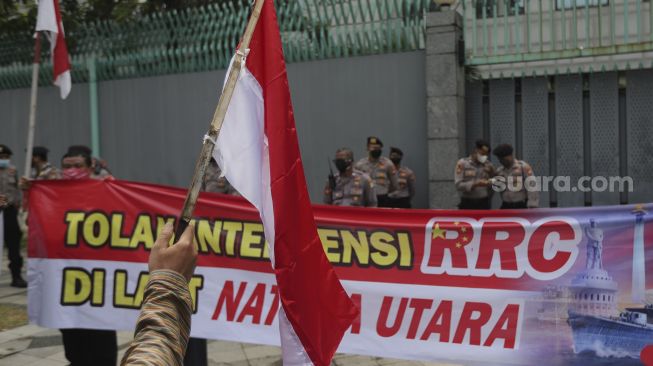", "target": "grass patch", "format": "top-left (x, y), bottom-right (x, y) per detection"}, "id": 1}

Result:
top-left (0, 303), bottom-right (28, 331)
